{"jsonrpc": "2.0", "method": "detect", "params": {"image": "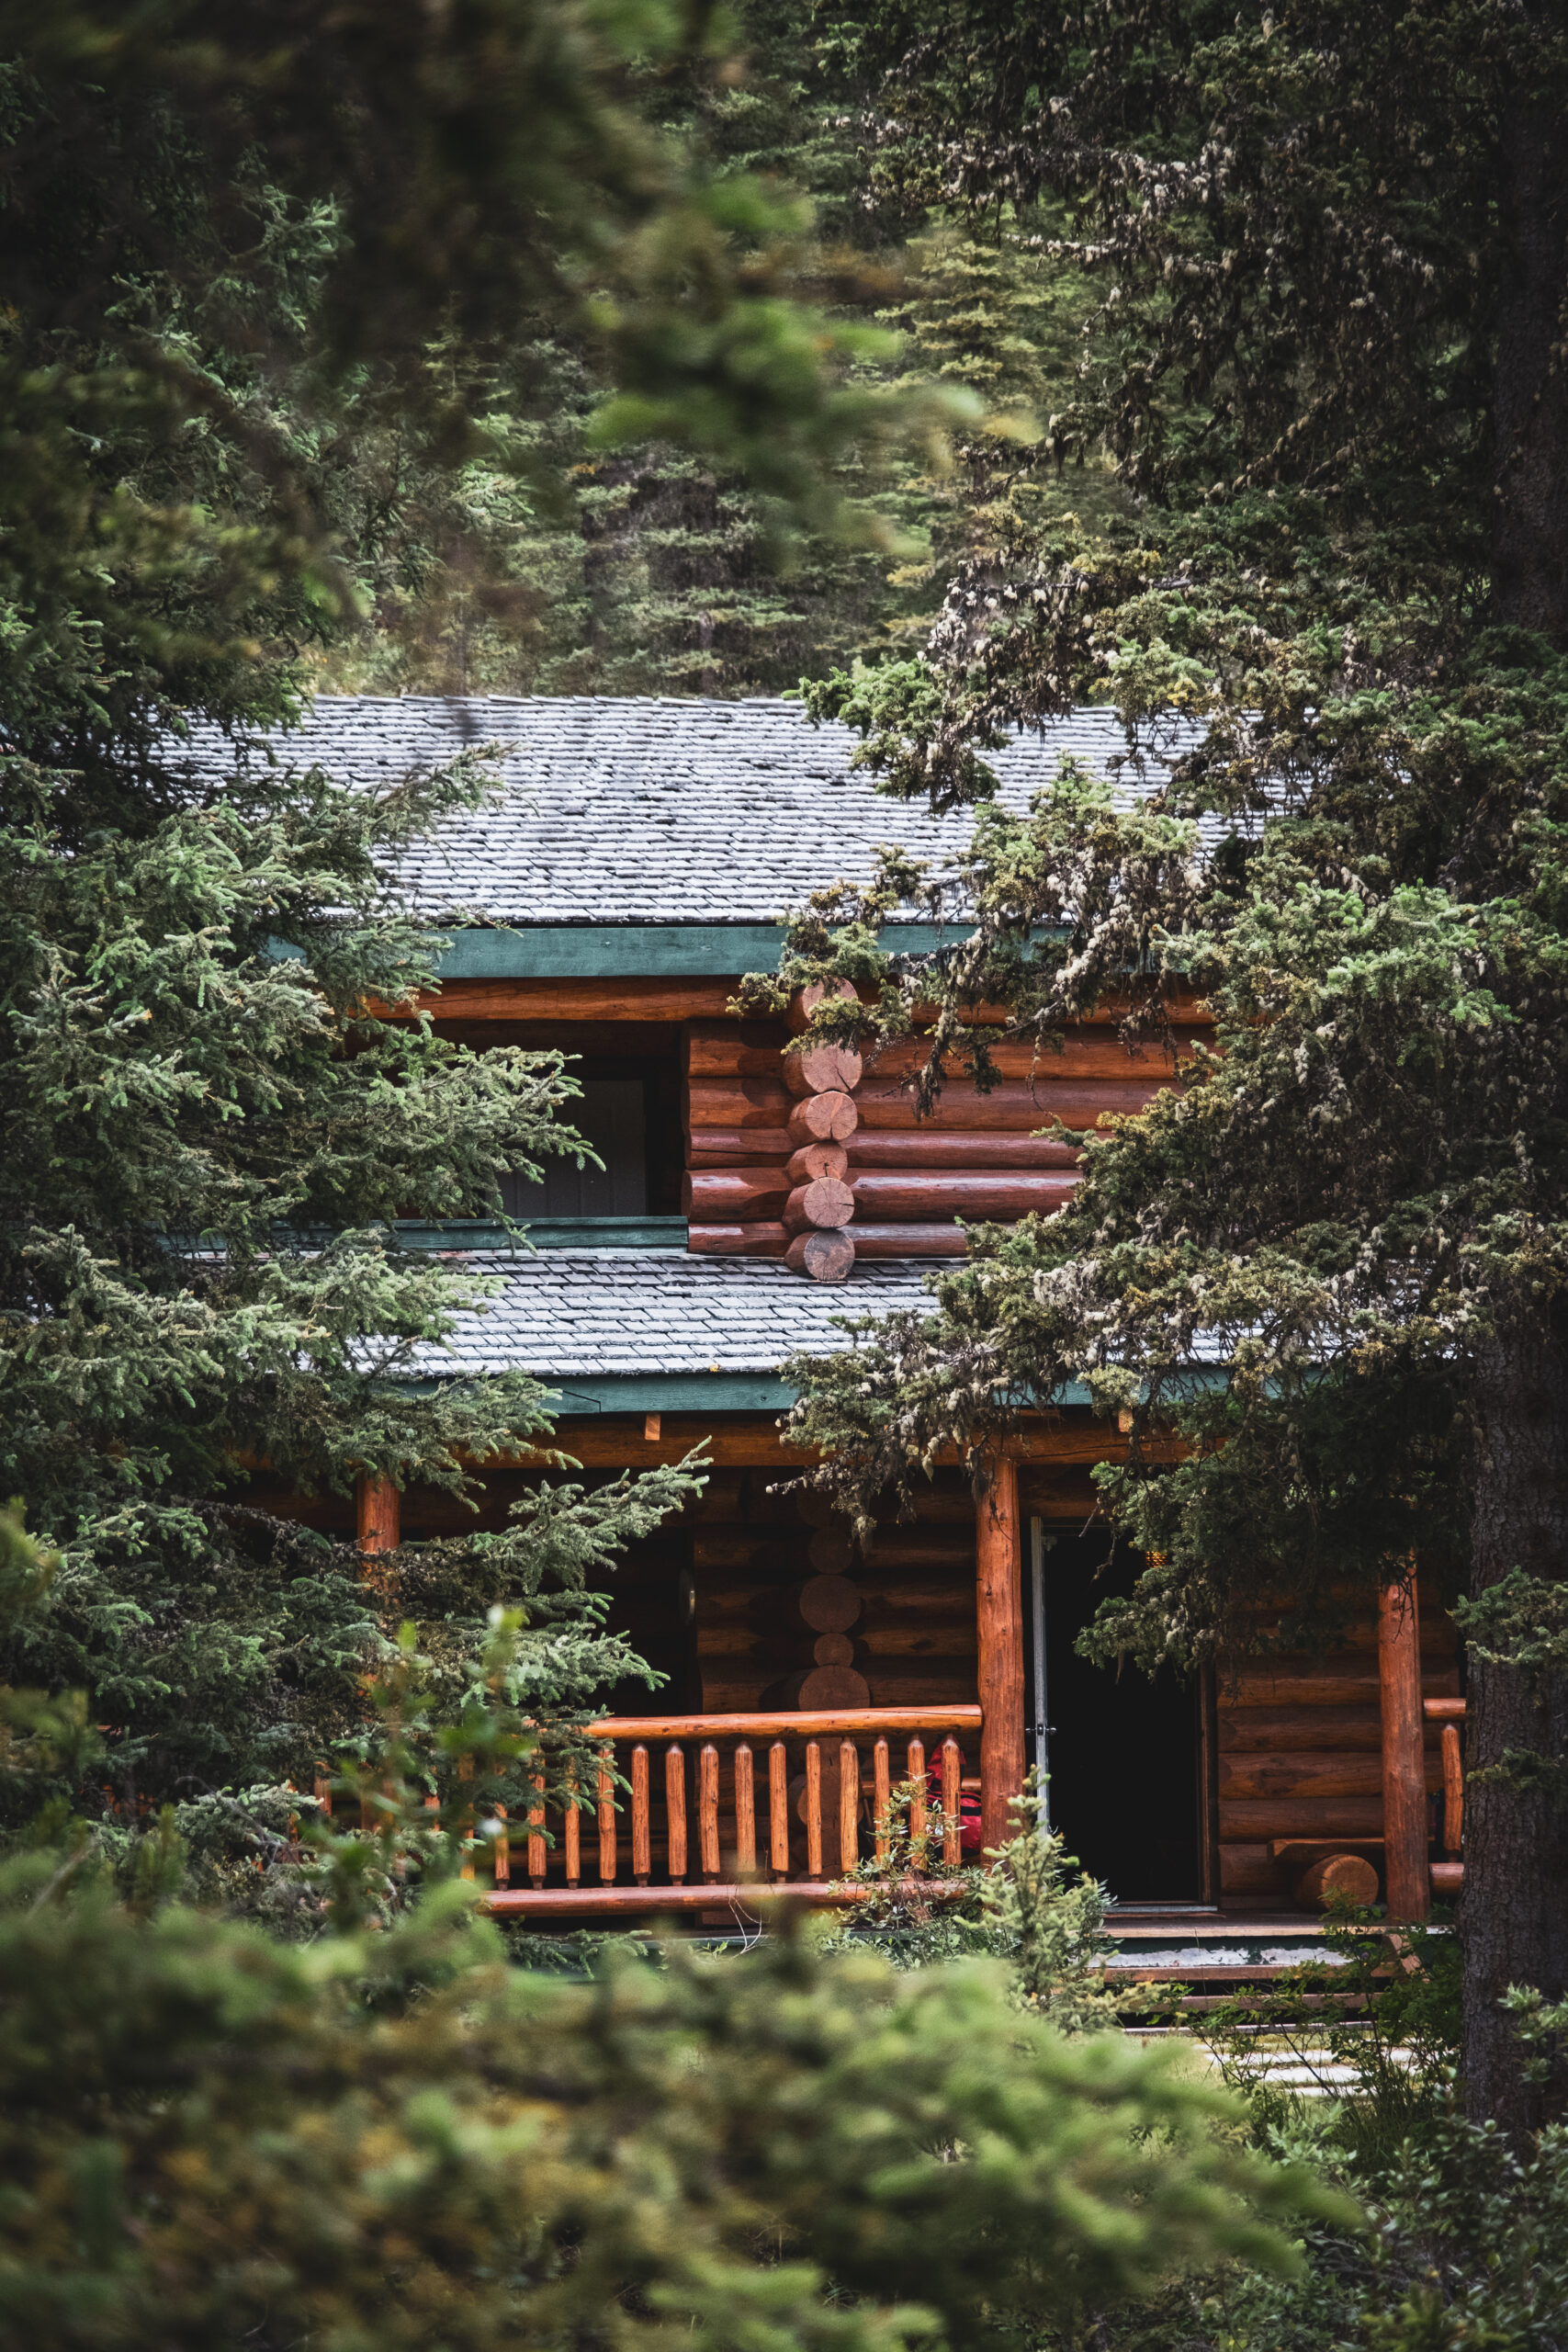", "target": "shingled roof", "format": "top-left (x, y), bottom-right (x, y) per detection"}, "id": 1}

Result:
top-left (412, 1250), bottom-right (936, 1381)
top-left (186, 693), bottom-right (1200, 926)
